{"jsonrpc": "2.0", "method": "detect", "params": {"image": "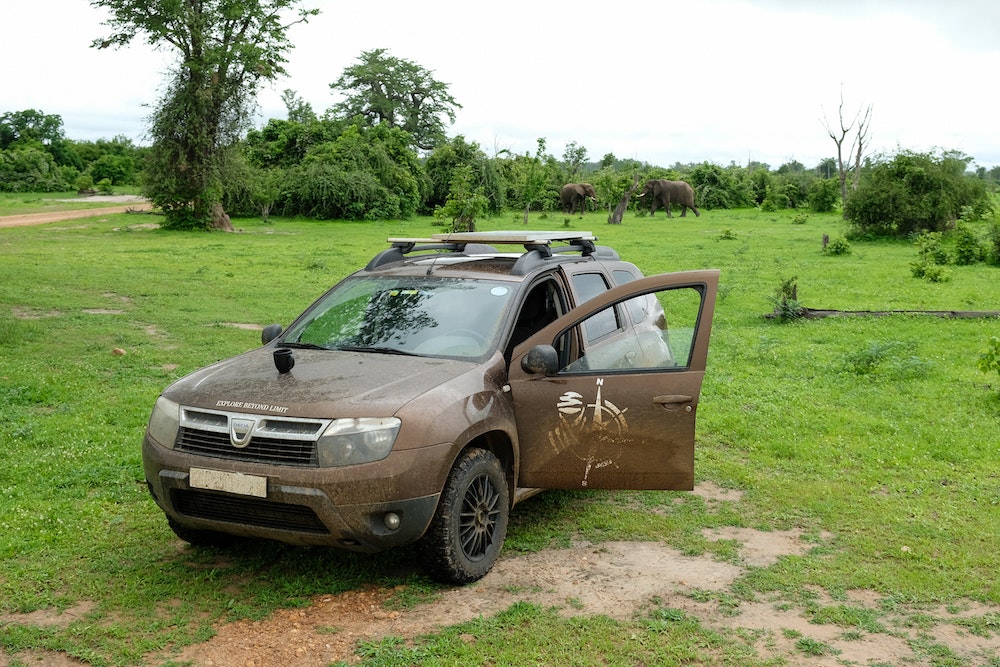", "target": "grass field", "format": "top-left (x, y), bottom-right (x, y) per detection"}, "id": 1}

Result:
top-left (1, 205), bottom-right (998, 665)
